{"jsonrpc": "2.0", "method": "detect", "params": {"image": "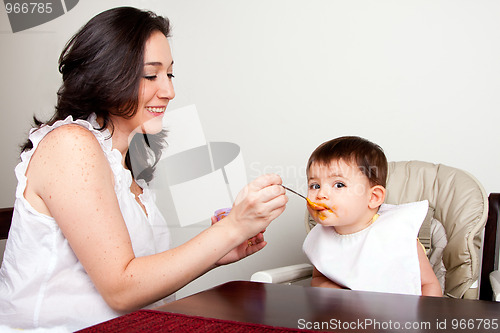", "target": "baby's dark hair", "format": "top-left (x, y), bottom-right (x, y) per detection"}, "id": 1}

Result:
top-left (307, 136), bottom-right (388, 187)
